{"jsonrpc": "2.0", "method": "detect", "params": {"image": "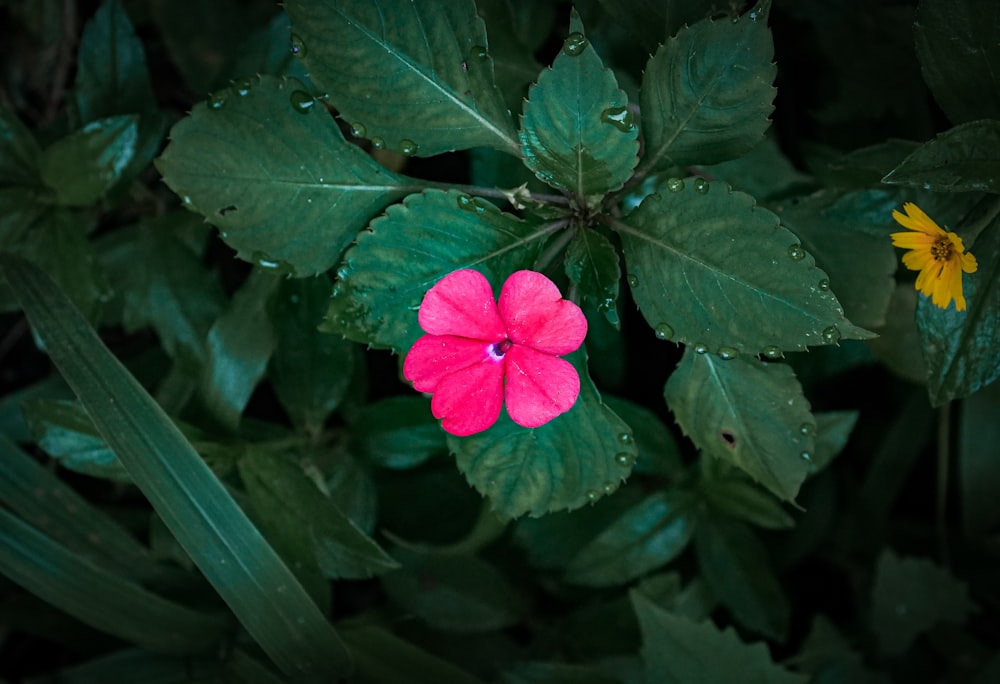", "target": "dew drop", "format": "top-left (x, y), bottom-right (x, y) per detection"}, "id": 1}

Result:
top-left (731, 15), bottom-right (740, 23)
top-left (235, 79), bottom-right (252, 96)
top-left (800, 451), bottom-right (812, 462)
top-left (600, 106), bottom-right (635, 132)
top-left (457, 194), bottom-right (475, 211)
top-left (618, 432), bottom-right (633, 445)
top-left (717, 346), bottom-right (738, 360)
top-left (602, 481), bottom-right (616, 494)
top-left (469, 45), bottom-right (489, 61)
top-left (800, 423), bottom-right (814, 436)
top-left (654, 323), bottom-right (674, 341)
top-left (562, 32), bottom-right (588, 56)
top-left (693, 177), bottom-right (709, 194)
top-left (818, 278), bottom-right (830, 291)
top-left (821, 325), bottom-right (841, 344)
top-left (787, 244), bottom-right (805, 260)
top-left (290, 33), bottom-right (307, 57)
top-left (208, 91), bottom-right (227, 109)
top-left (666, 177), bottom-right (684, 192)
top-left (761, 345), bottom-right (782, 359)
top-left (616, 452), bottom-right (636, 467)
top-left (400, 139), bottom-right (418, 156)
top-left (350, 122), bottom-right (367, 138)
top-left (370, 136), bottom-right (385, 150)
top-left (585, 489), bottom-right (599, 503)
top-left (693, 343), bottom-right (709, 354)
top-left (289, 90), bottom-right (315, 114)
top-left (627, 274), bottom-right (639, 288)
